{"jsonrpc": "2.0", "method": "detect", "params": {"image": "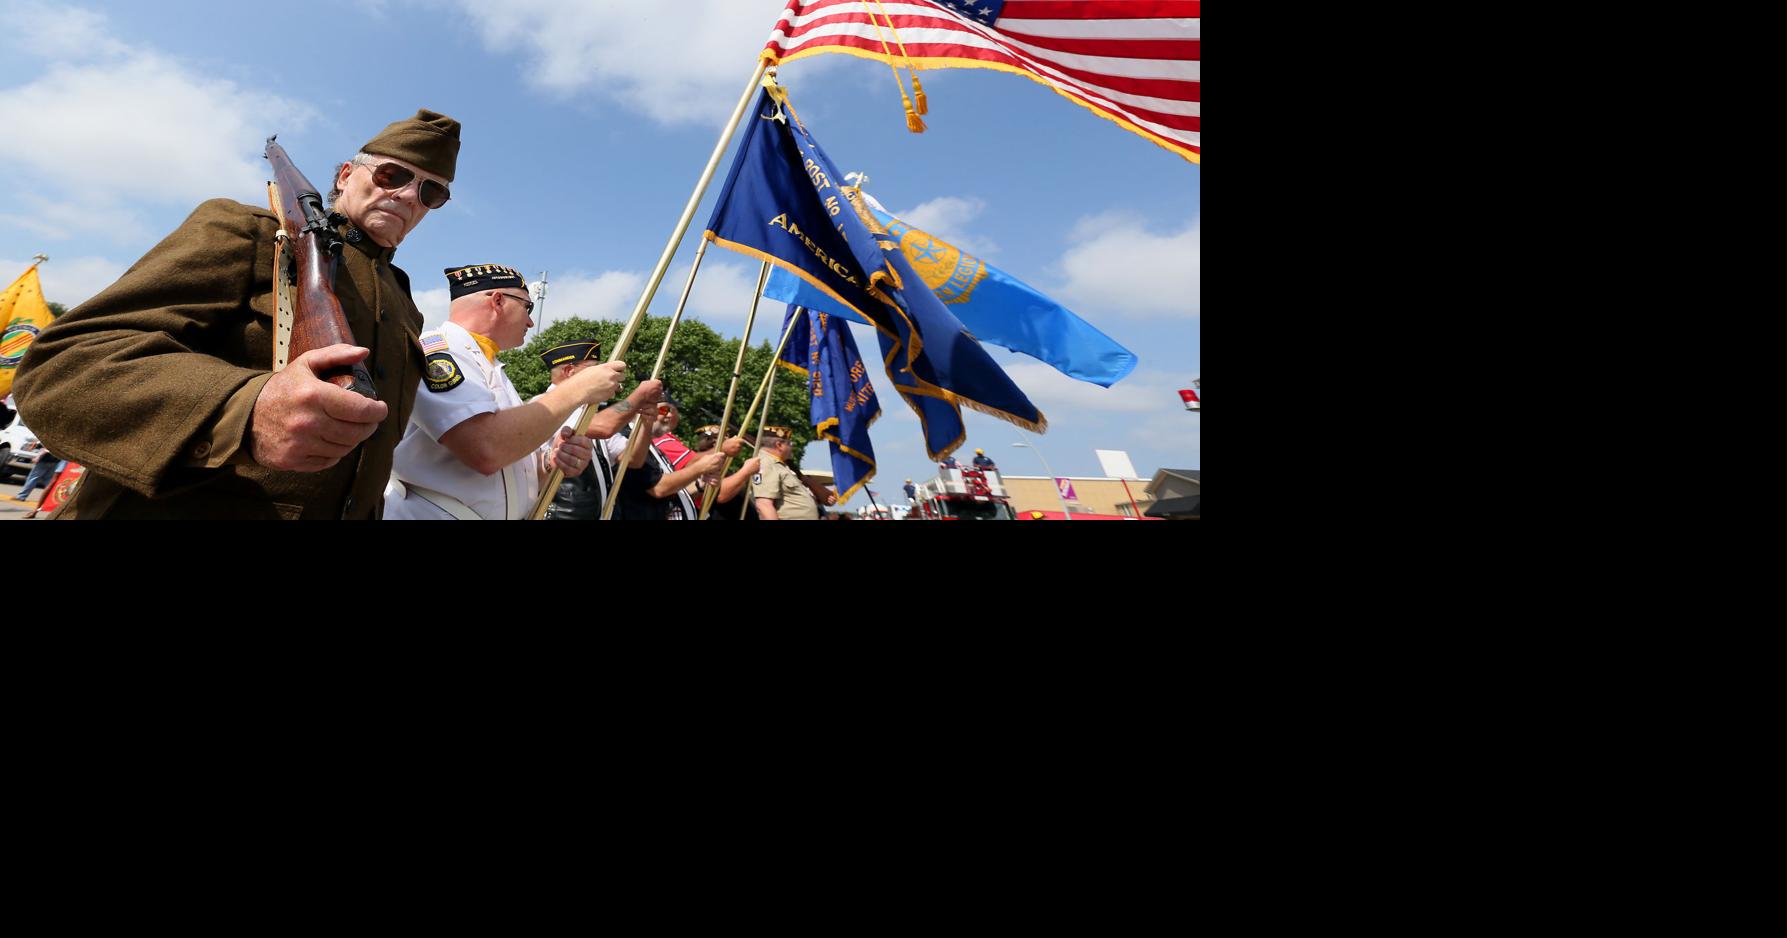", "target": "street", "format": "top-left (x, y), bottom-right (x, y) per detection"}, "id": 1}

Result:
top-left (0, 479), bottom-right (46, 521)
